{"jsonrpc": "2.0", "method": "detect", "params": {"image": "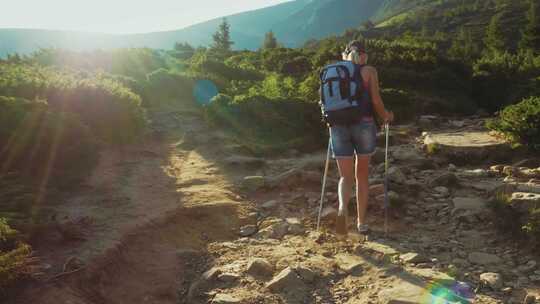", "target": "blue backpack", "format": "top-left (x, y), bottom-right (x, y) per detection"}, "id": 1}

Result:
top-left (319, 61), bottom-right (372, 126)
